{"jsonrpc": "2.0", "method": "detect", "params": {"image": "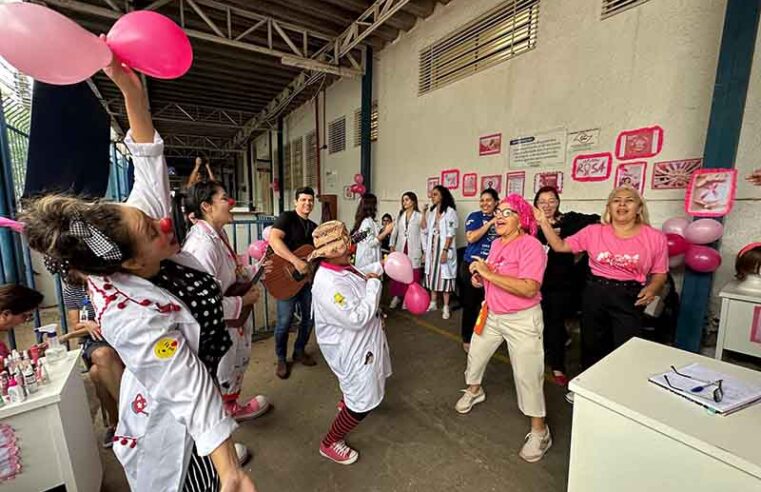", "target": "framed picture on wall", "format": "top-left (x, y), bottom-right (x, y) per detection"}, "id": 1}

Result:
top-left (479, 133), bottom-right (502, 156)
top-left (343, 185), bottom-right (354, 200)
top-left (615, 125), bottom-right (664, 160)
top-left (481, 174), bottom-right (503, 194)
top-left (534, 171), bottom-right (564, 193)
top-left (462, 173), bottom-right (478, 197)
top-left (685, 168), bottom-right (737, 217)
top-left (572, 152), bottom-right (612, 182)
top-left (651, 158), bottom-right (703, 190)
top-left (615, 162), bottom-right (647, 195)
top-left (441, 169), bottom-right (460, 189)
top-left (426, 176), bottom-right (440, 197)
top-left (506, 171), bottom-right (525, 196)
